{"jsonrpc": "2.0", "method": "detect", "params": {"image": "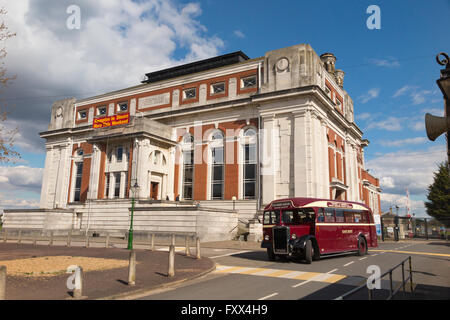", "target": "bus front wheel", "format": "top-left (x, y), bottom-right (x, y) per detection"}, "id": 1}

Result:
top-left (304, 240), bottom-right (313, 264)
top-left (267, 247), bottom-right (276, 261)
